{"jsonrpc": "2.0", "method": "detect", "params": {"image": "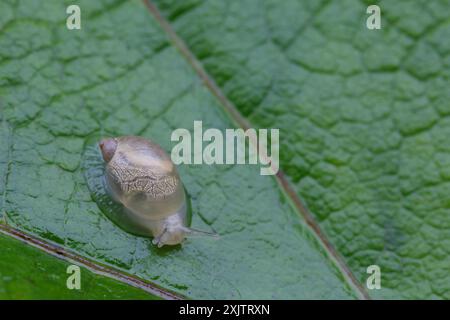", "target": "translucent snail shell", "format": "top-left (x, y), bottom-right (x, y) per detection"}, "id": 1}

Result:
top-left (99, 136), bottom-right (188, 247)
